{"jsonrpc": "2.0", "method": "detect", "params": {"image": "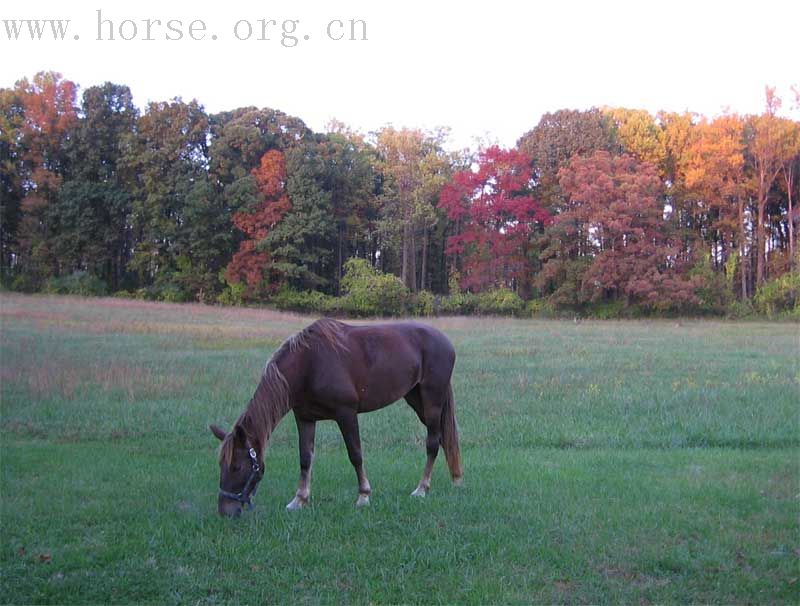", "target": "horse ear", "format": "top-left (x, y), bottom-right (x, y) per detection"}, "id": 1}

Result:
top-left (233, 424), bottom-right (246, 444)
top-left (209, 424), bottom-right (227, 441)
